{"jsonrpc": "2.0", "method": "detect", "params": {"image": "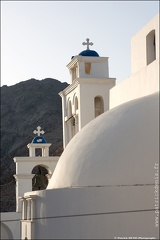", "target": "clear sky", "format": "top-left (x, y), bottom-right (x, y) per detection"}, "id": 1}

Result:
top-left (1, 1), bottom-right (159, 87)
